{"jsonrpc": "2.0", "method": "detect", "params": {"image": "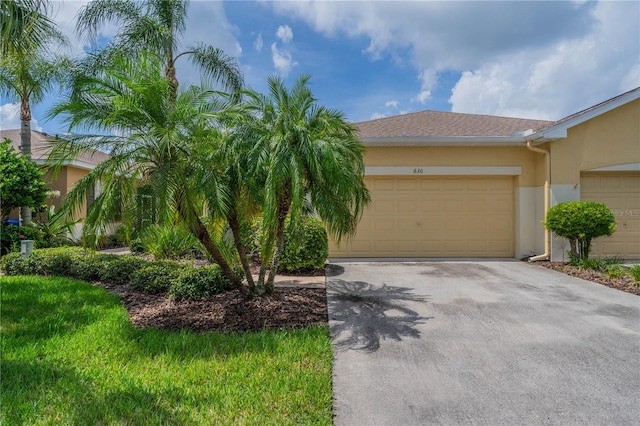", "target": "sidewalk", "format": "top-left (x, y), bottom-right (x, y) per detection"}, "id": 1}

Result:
top-left (99, 247), bottom-right (325, 288)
